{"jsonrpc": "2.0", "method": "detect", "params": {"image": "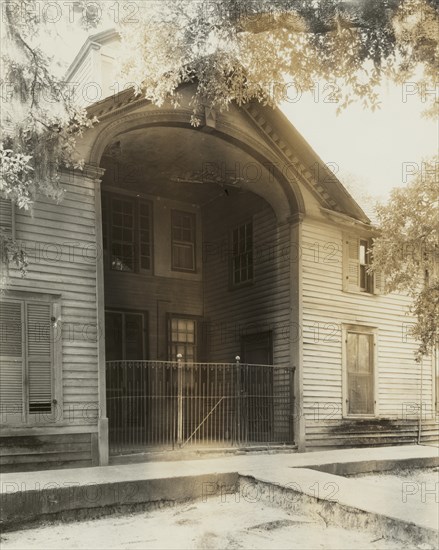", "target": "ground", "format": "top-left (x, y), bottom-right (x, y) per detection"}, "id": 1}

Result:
top-left (2, 449), bottom-right (437, 550)
top-left (1, 489), bottom-right (434, 550)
